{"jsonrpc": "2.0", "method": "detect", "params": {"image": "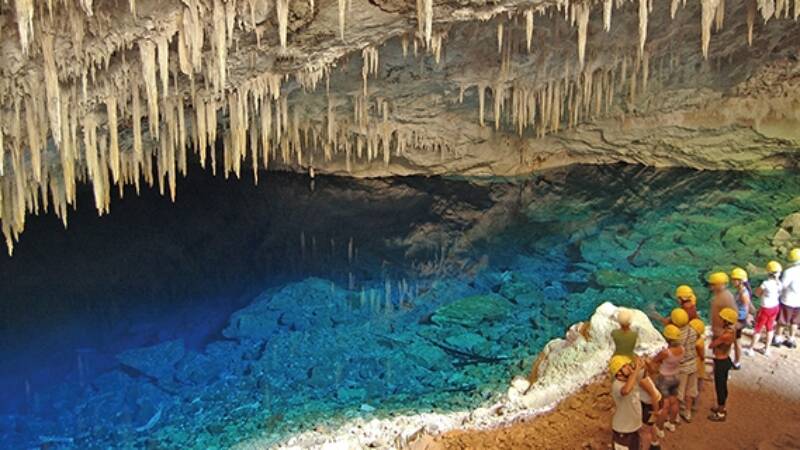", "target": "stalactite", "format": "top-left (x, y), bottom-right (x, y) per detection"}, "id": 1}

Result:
top-left (338, 0), bottom-right (346, 39)
top-left (277, 0), bottom-right (290, 49)
top-left (638, 0), bottom-right (648, 58)
top-left (576, 3), bottom-right (590, 69)
top-left (497, 22), bottom-right (504, 54)
top-left (213, 0), bottom-right (228, 91)
top-left (758, 0), bottom-right (774, 21)
top-left (526, 9), bottom-right (534, 51)
top-left (41, 33), bottom-right (61, 147)
top-left (106, 96), bottom-right (120, 183)
top-left (603, 0), bottom-right (612, 31)
top-left (15, 0), bottom-right (34, 55)
top-left (747, 0), bottom-right (756, 45)
top-left (671, 0), bottom-right (680, 18)
top-left (701, 0), bottom-right (720, 58)
top-left (715, 0), bottom-right (725, 31)
top-left (139, 40), bottom-right (160, 138)
top-left (157, 36), bottom-right (171, 98)
top-left (478, 84), bottom-right (486, 127)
